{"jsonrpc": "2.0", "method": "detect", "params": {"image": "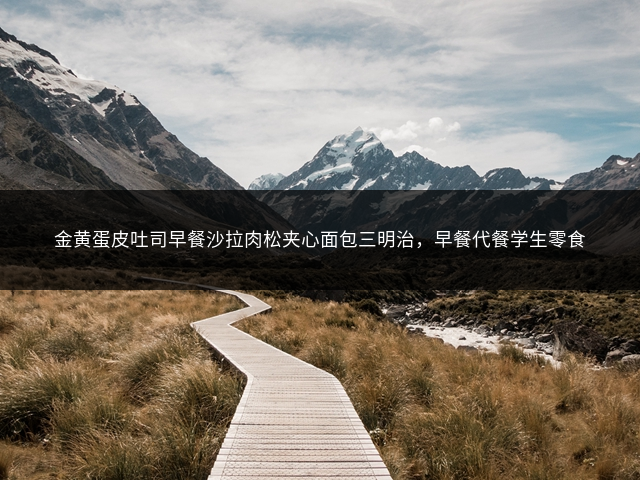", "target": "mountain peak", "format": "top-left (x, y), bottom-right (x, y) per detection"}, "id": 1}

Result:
top-left (0, 26), bottom-right (242, 190)
top-left (0, 32), bottom-right (131, 107)
top-left (327, 127), bottom-right (381, 162)
top-left (0, 27), bottom-right (59, 64)
top-left (248, 173), bottom-right (285, 190)
top-left (257, 128), bottom-right (558, 191)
